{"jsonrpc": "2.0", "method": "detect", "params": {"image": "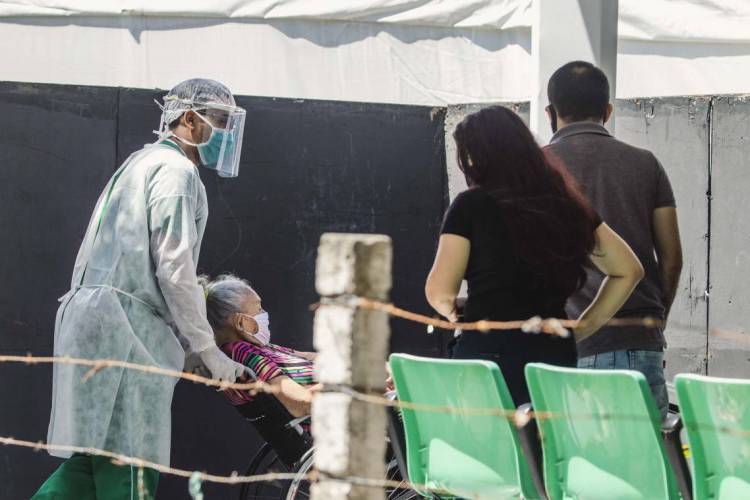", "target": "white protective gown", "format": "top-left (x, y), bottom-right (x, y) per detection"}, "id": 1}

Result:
top-left (47, 140), bottom-right (216, 466)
